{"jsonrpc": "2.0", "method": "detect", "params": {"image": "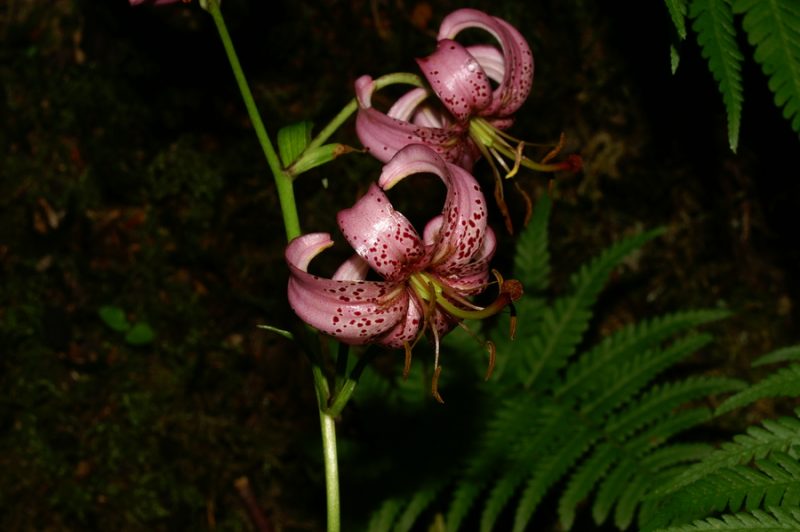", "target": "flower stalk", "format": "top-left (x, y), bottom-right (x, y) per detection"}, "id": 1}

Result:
top-left (205, 0), bottom-right (301, 241)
